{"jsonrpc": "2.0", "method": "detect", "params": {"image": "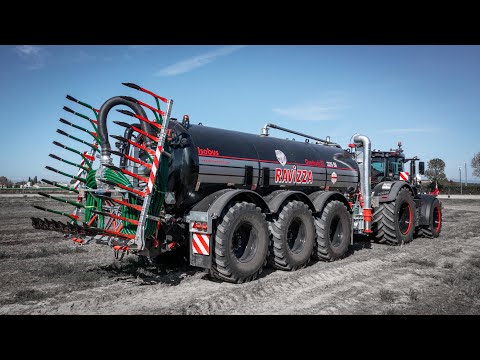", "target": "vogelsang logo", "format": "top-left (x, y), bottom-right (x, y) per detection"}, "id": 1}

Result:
top-left (197, 147), bottom-right (220, 156)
